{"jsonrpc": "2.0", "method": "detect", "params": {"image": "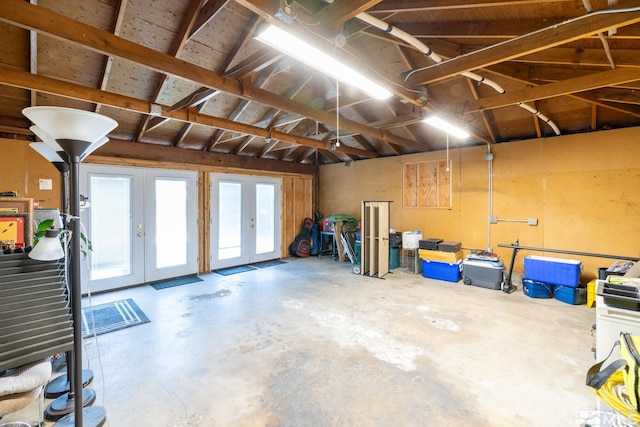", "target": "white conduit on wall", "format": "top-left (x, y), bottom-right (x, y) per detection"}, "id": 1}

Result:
top-left (356, 13), bottom-right (561, 136)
